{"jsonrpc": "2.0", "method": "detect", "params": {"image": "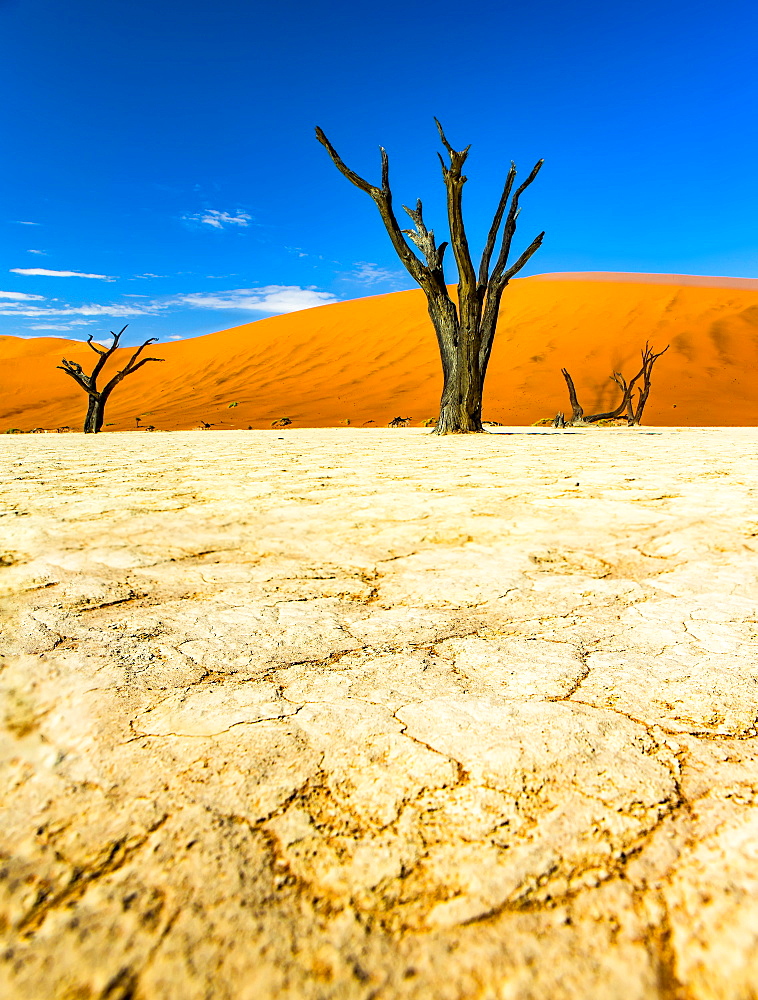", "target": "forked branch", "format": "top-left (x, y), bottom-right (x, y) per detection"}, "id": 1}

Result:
top-left (434, 118), bottom-right (477, 299)
top-left (401, 199), bottom-right (448, 272)
top-left (478, 162), bottom-right (516, 288)
top-left (488, 159), bottom-right (545, 290)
